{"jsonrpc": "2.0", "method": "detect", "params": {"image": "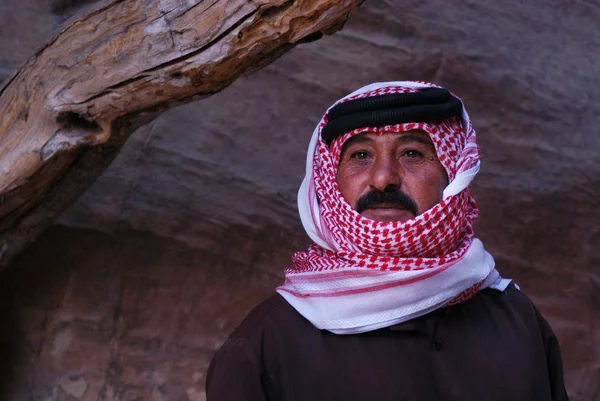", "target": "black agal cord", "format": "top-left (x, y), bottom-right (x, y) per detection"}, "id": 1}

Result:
top-left (321, 88), bottom-right (463, 146)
